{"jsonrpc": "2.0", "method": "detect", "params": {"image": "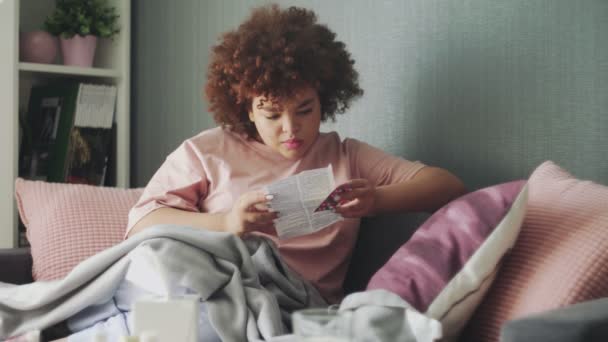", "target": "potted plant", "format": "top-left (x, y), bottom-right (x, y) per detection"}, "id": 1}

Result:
top-left (44, 0), bottom-right (120, 67)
